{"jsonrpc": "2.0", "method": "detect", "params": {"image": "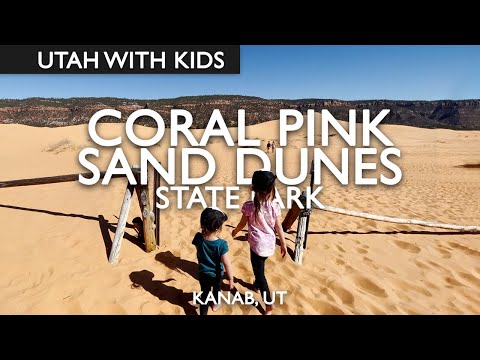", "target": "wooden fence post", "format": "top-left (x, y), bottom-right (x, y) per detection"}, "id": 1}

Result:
top-left (282, 193), bottom-right (307, 232)
top-left (133, 167), bottom-right (156, 253)
top-left (108, 184), bottom-right (135, 265)
top-left (294, 207), bottom-right (311, 264)
top-left (0, 172), bottom-right (124, 188)
top-left (303, 160), bottom-right (314, 249)
top-left (153, 169), bottom-right (160, 247)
